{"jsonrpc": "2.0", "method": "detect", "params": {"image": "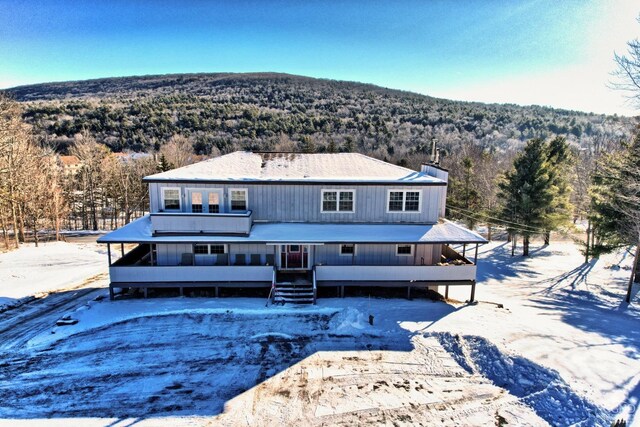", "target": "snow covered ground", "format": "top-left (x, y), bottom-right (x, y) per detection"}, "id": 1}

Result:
top-left (0, 241), bottom-right (107, 311)
top-left (0, 239), bottom-right (638, 426)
